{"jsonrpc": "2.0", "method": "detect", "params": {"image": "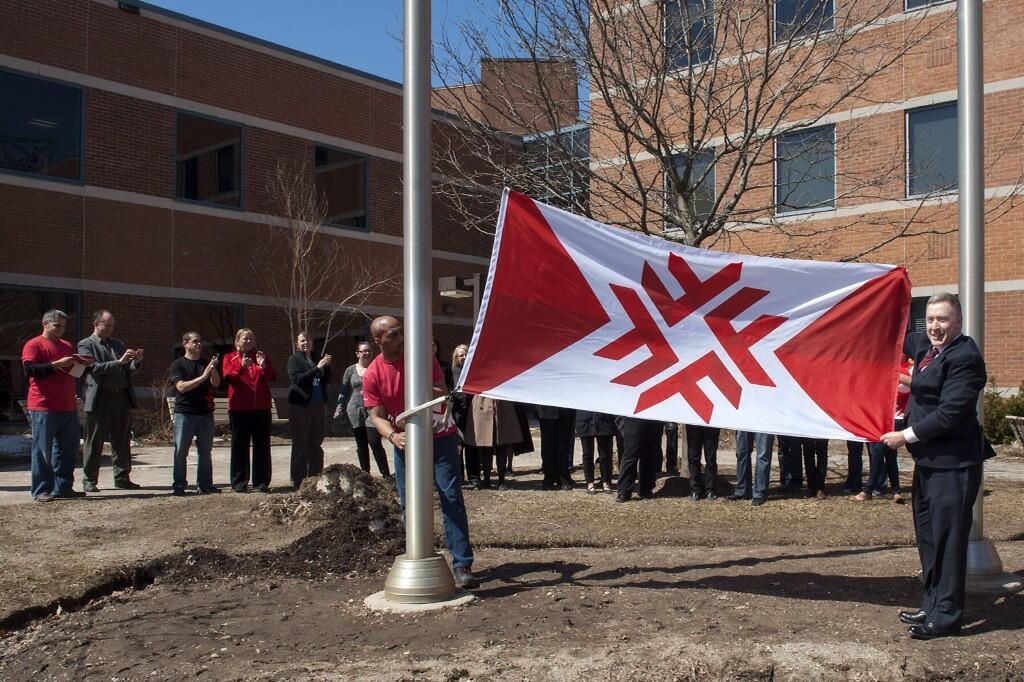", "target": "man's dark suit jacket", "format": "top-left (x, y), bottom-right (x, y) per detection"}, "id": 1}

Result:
top-left (77, 334), bottom-right (138, 410)
top-left (903, 331), bottom-right (987, 469)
